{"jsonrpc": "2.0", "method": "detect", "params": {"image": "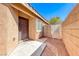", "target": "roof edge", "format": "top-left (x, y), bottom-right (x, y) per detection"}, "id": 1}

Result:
top-left (21, 3), bottom-right (49, 25)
